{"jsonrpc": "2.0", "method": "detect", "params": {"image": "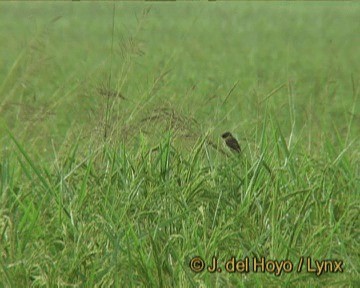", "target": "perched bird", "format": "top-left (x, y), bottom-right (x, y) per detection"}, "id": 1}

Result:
top-left (221, 132), bottom-right (241, 153)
